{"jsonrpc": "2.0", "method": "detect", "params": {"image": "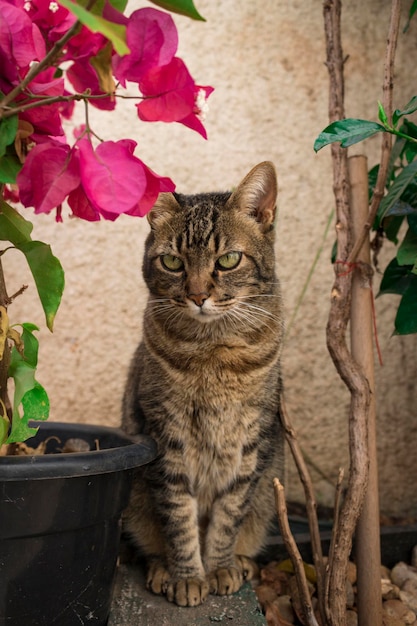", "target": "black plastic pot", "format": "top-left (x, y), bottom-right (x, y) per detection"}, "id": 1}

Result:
top-left (0, 421), bottom-right (157, 626)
